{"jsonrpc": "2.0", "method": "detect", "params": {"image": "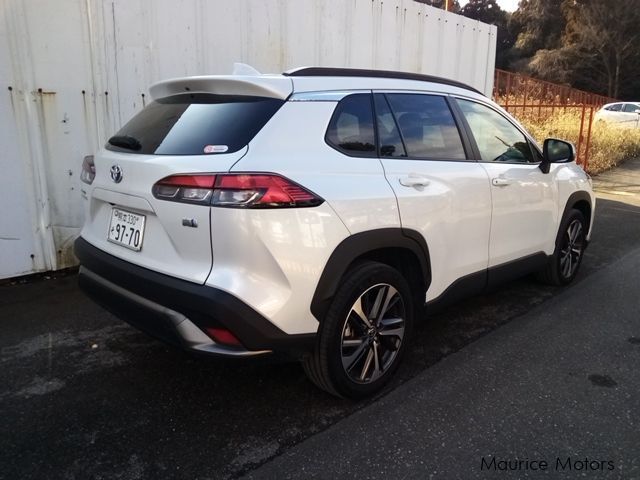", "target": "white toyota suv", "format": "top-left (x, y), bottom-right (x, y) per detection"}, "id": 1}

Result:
top-left (76, 67), bottom-right (595, 398)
